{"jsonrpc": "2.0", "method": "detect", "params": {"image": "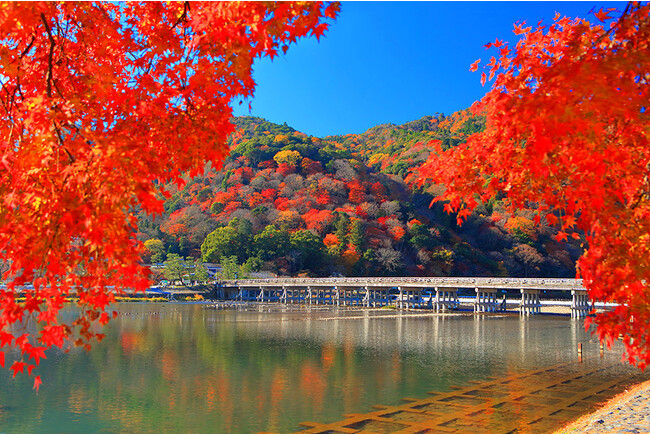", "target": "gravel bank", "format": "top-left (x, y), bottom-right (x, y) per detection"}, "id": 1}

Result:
top-left (556, 380), bottom-right (650, 433)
